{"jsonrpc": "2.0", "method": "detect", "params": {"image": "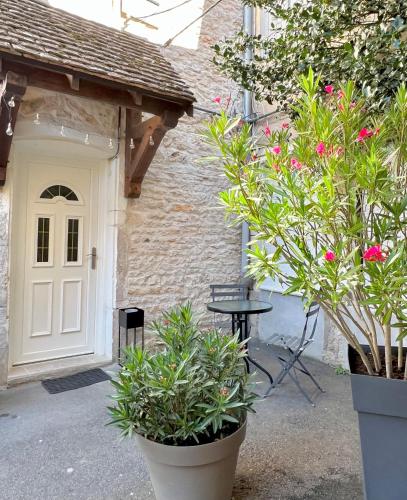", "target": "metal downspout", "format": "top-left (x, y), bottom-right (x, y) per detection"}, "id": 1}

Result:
top-left (241, 4), bottom-right (253, 276)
